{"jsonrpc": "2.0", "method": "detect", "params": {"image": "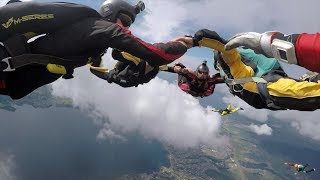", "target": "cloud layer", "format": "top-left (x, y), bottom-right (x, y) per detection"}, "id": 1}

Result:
top-left (52, 57), bottom-right (226, 148)
top-left (248, 124), bottom-right (273, 136)
top-left (0, 152), bottom-right (16, 180)
top-left (134, 0), bottom-right (320, 42)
